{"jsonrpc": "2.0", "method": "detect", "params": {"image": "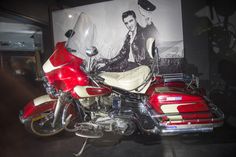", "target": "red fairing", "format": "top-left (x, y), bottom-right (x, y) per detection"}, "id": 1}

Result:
top-left (50, 42), bottom-right (83, 67)
top-left (44, 42), bottom-right (89, 92)
top-left (22, 100), bottom-right (55, 119)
